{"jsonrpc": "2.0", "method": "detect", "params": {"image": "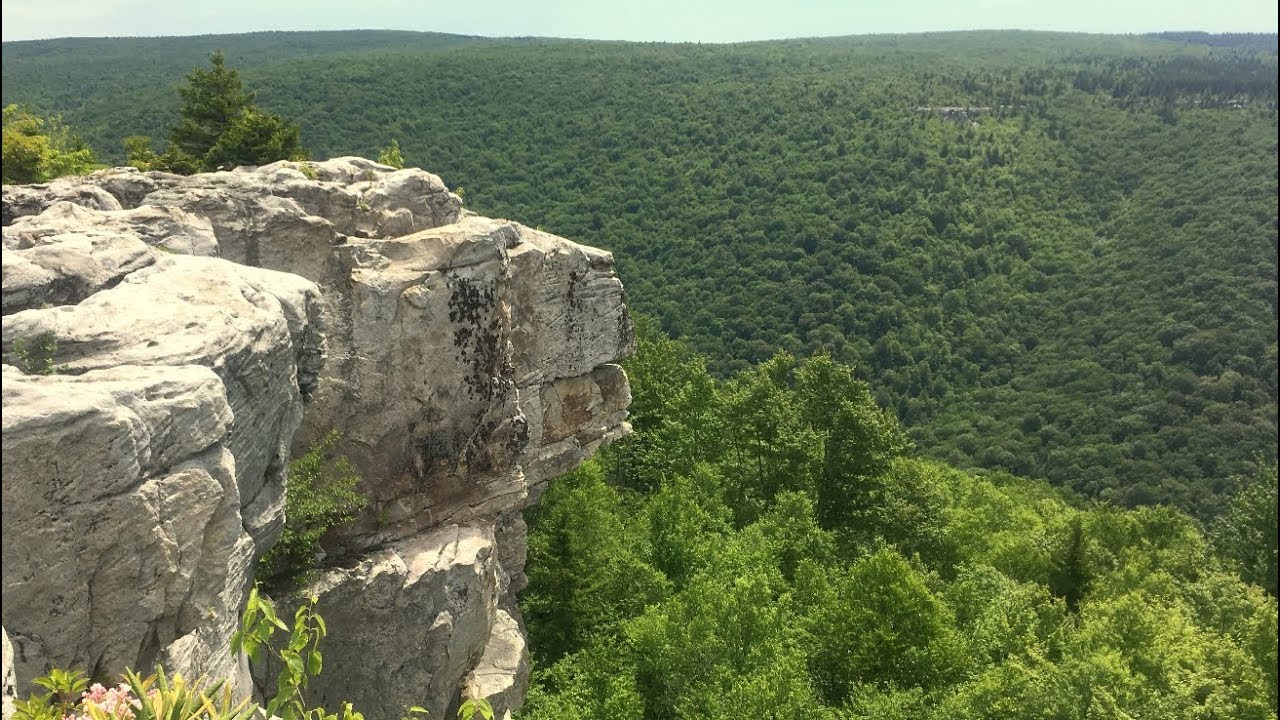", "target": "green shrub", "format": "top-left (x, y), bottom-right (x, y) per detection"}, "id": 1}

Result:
top-left (257, 431), bottom-right (366, 587)
top-left (11, 669), bottom-right (88, 720)
top-left (377, 140), bottom-right (405, 169)
top-left (2, 105), bottom-right (97, 184)
top-left (6, 332), bottom-right (67, 375)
